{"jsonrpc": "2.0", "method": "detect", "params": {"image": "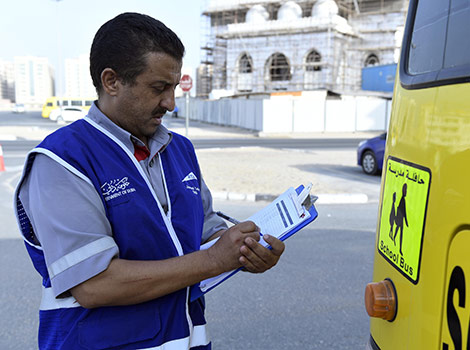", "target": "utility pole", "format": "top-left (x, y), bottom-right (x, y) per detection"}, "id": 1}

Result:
top-left (53, 0), bottom-right (64, 99)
